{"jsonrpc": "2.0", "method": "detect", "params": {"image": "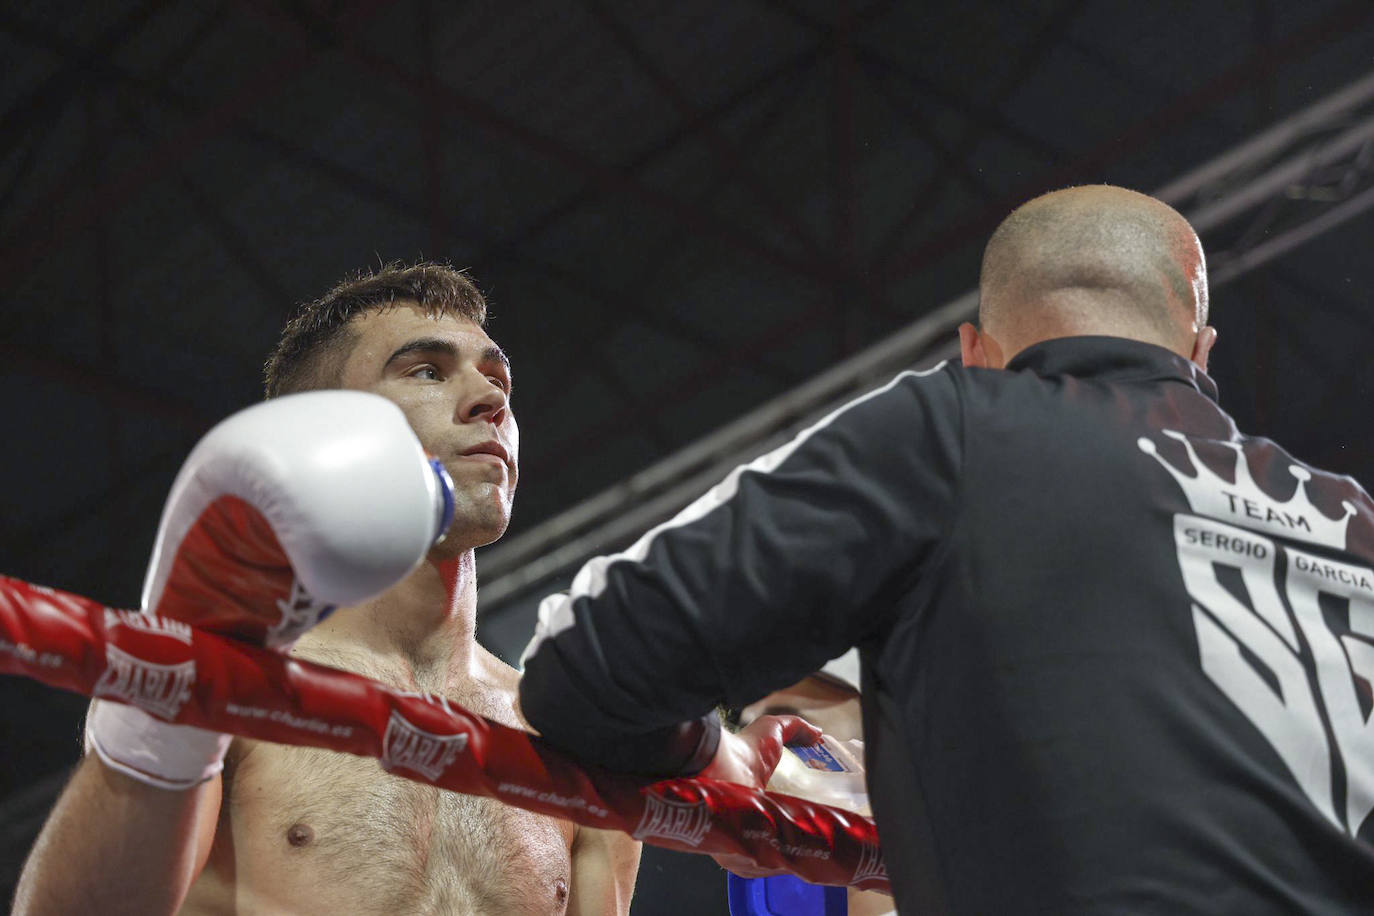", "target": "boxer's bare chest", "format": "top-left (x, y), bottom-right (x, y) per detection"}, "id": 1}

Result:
top-left (184, 644), bottom-right (575, 915)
